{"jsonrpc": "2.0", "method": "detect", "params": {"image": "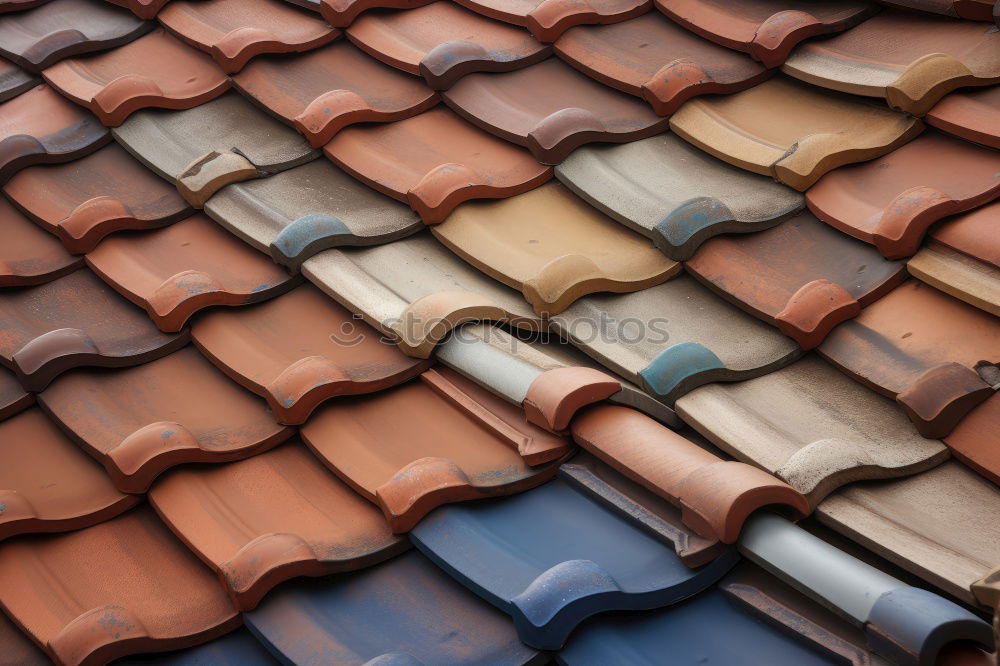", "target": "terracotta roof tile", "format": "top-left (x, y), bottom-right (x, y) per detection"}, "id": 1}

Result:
top-left (158, 0), bottom-right (339, 73)
top-left (806, 131), bottom-right (1000, 259)
top-left (926, 85), bottom-right (1000, 149)
top-left (318, 0), bottom-right (434, 27)
top-left (345, 2), bottom-right (551, 89)
top-left (148, 440), bottom-right (408, 610)
top-left (204, 159), bottom-right (422, 272)
top-left (0, 84), bottom-right (110, 185)
top-left (685, 211), bottom-right (907, 349)
top-left (944, 393), bottom-right (1000, 485)
top-left (105, 0), bottom-right (171, 19)
top-left (453, 0), bottom-right (651, 42)
top-left (654, 0), bottom-right (878, 68)
top-left (41, 28), bottom-right (230, 127)
top-left (782, 10), bottom-right (1000, 116)
top-left (0, 407), bottom-right (138, 541)
top-left (669, 75), bottom-right (923, 191)
top-left (0, 505), bottom-right (240, 665)
top-left (818, 280), bottom-right (999, 438)
top-left (322, 106), bottom-right (551, 223)
top-left (0, 365), bottom-right (31, 421)
top-left (0, 56), bottom-right (39, 102)
top-left (554, 13), bottom-right (771, 115)
top-left (880, 0), bottom-right (997, 20)
top-left (0, 268), bottom-right (187, 391)
top-left (190, 284), bottom-right (430, 424)
top-left (231, 41), bottom-right (438, 148)
top-left (554, 132), bottom-right (804, 260)
top-left (37, 346), bottom-right (294, 493)
top-left (0, 604), bottom-right (49, 666)
top-left (0, 195), bottom-right (82, 287)
top-left (442, 58), bottom-right (671, 164)
top-left (2, 142), bottom-right (192, 253)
